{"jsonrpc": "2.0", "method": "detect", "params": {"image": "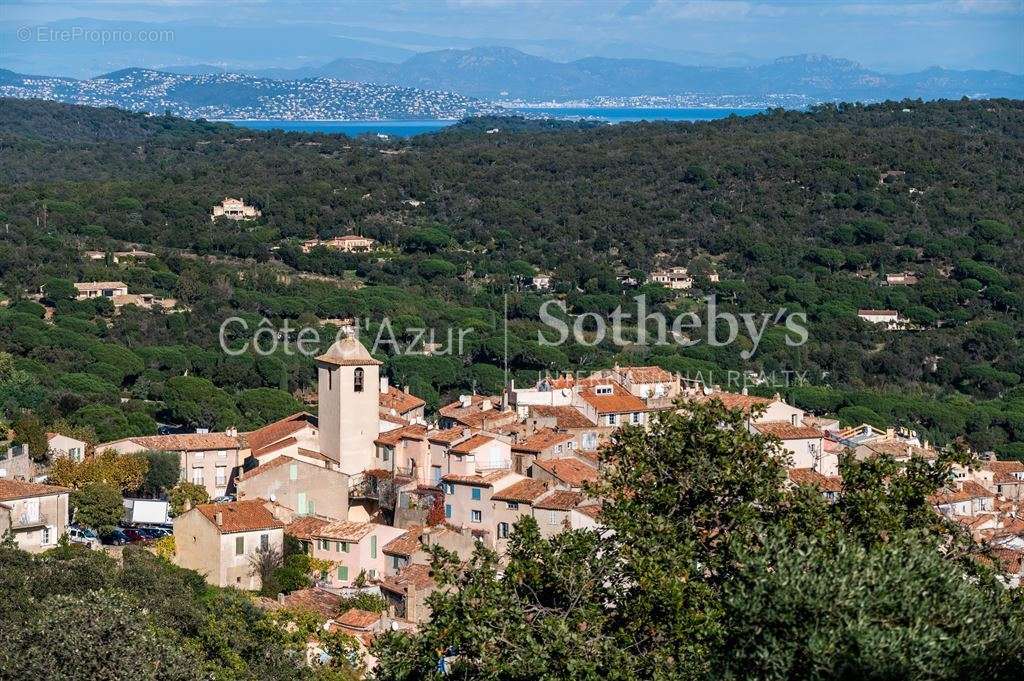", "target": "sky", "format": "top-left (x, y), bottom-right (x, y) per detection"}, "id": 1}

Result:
top-left (2, 0), bottom-right (1021, 77)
